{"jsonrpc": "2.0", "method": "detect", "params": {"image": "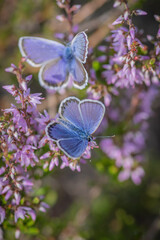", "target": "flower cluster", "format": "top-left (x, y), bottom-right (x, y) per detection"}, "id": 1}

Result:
top-left (86, 1), bottom-right (160, 184)
top-left (99, 84), bottom-right (158, 184)
top-left (0, 58), bottom-right (95, 228)
top-left (91, 1), bottom-right (159, 88)
top-left (0, 60), bottom-right (50, 227)
top-left (56, 0), bottom-right (81, 40)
